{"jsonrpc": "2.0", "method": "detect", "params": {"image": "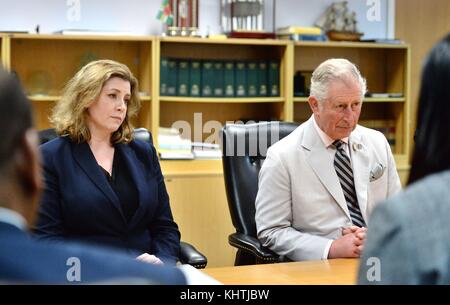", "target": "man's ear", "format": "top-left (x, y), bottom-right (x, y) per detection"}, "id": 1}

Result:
top-left (308, 96), bottom-right (320, 114)
top-left (14, 129), bottom-right (43, 218)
